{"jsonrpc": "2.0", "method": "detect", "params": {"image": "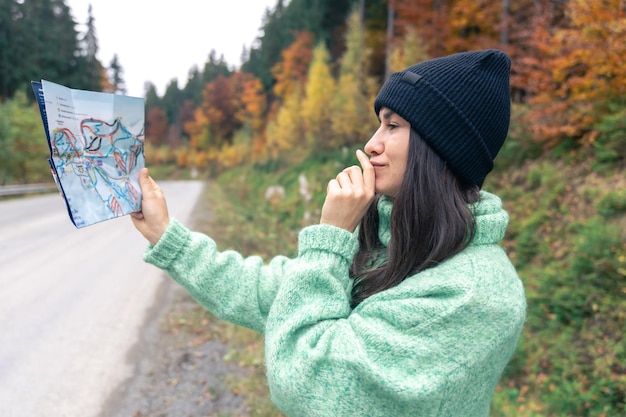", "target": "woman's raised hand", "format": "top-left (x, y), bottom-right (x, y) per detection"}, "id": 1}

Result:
top-left (130, 167), bottom-right (170, 246)
top-left (320, 150), bottom-right (376, 232)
